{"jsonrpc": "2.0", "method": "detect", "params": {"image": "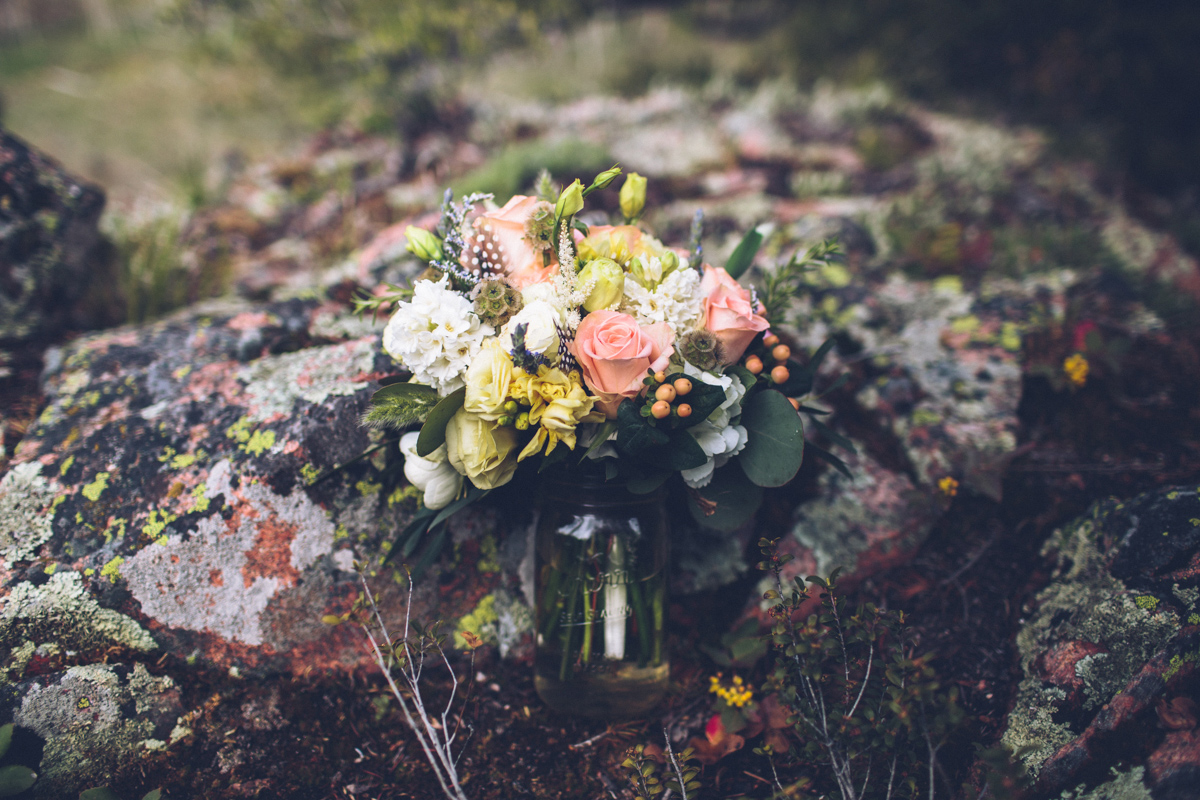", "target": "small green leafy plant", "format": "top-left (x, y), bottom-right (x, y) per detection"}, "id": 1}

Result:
top-left (621, 735), bottom-right (702, 800)
top-left (759, 539), bottom-right (965, 800)
top-left (0, 723), bottom-right (36, 797)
